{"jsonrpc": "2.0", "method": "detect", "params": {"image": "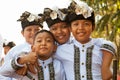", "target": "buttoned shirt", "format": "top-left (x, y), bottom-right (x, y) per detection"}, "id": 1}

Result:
top-left (0, 42), bottom-right (66, 80)
top-left (0, 42), bottom-right (31, 79)
top-left (55, 38), bottom-right (116, 80)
